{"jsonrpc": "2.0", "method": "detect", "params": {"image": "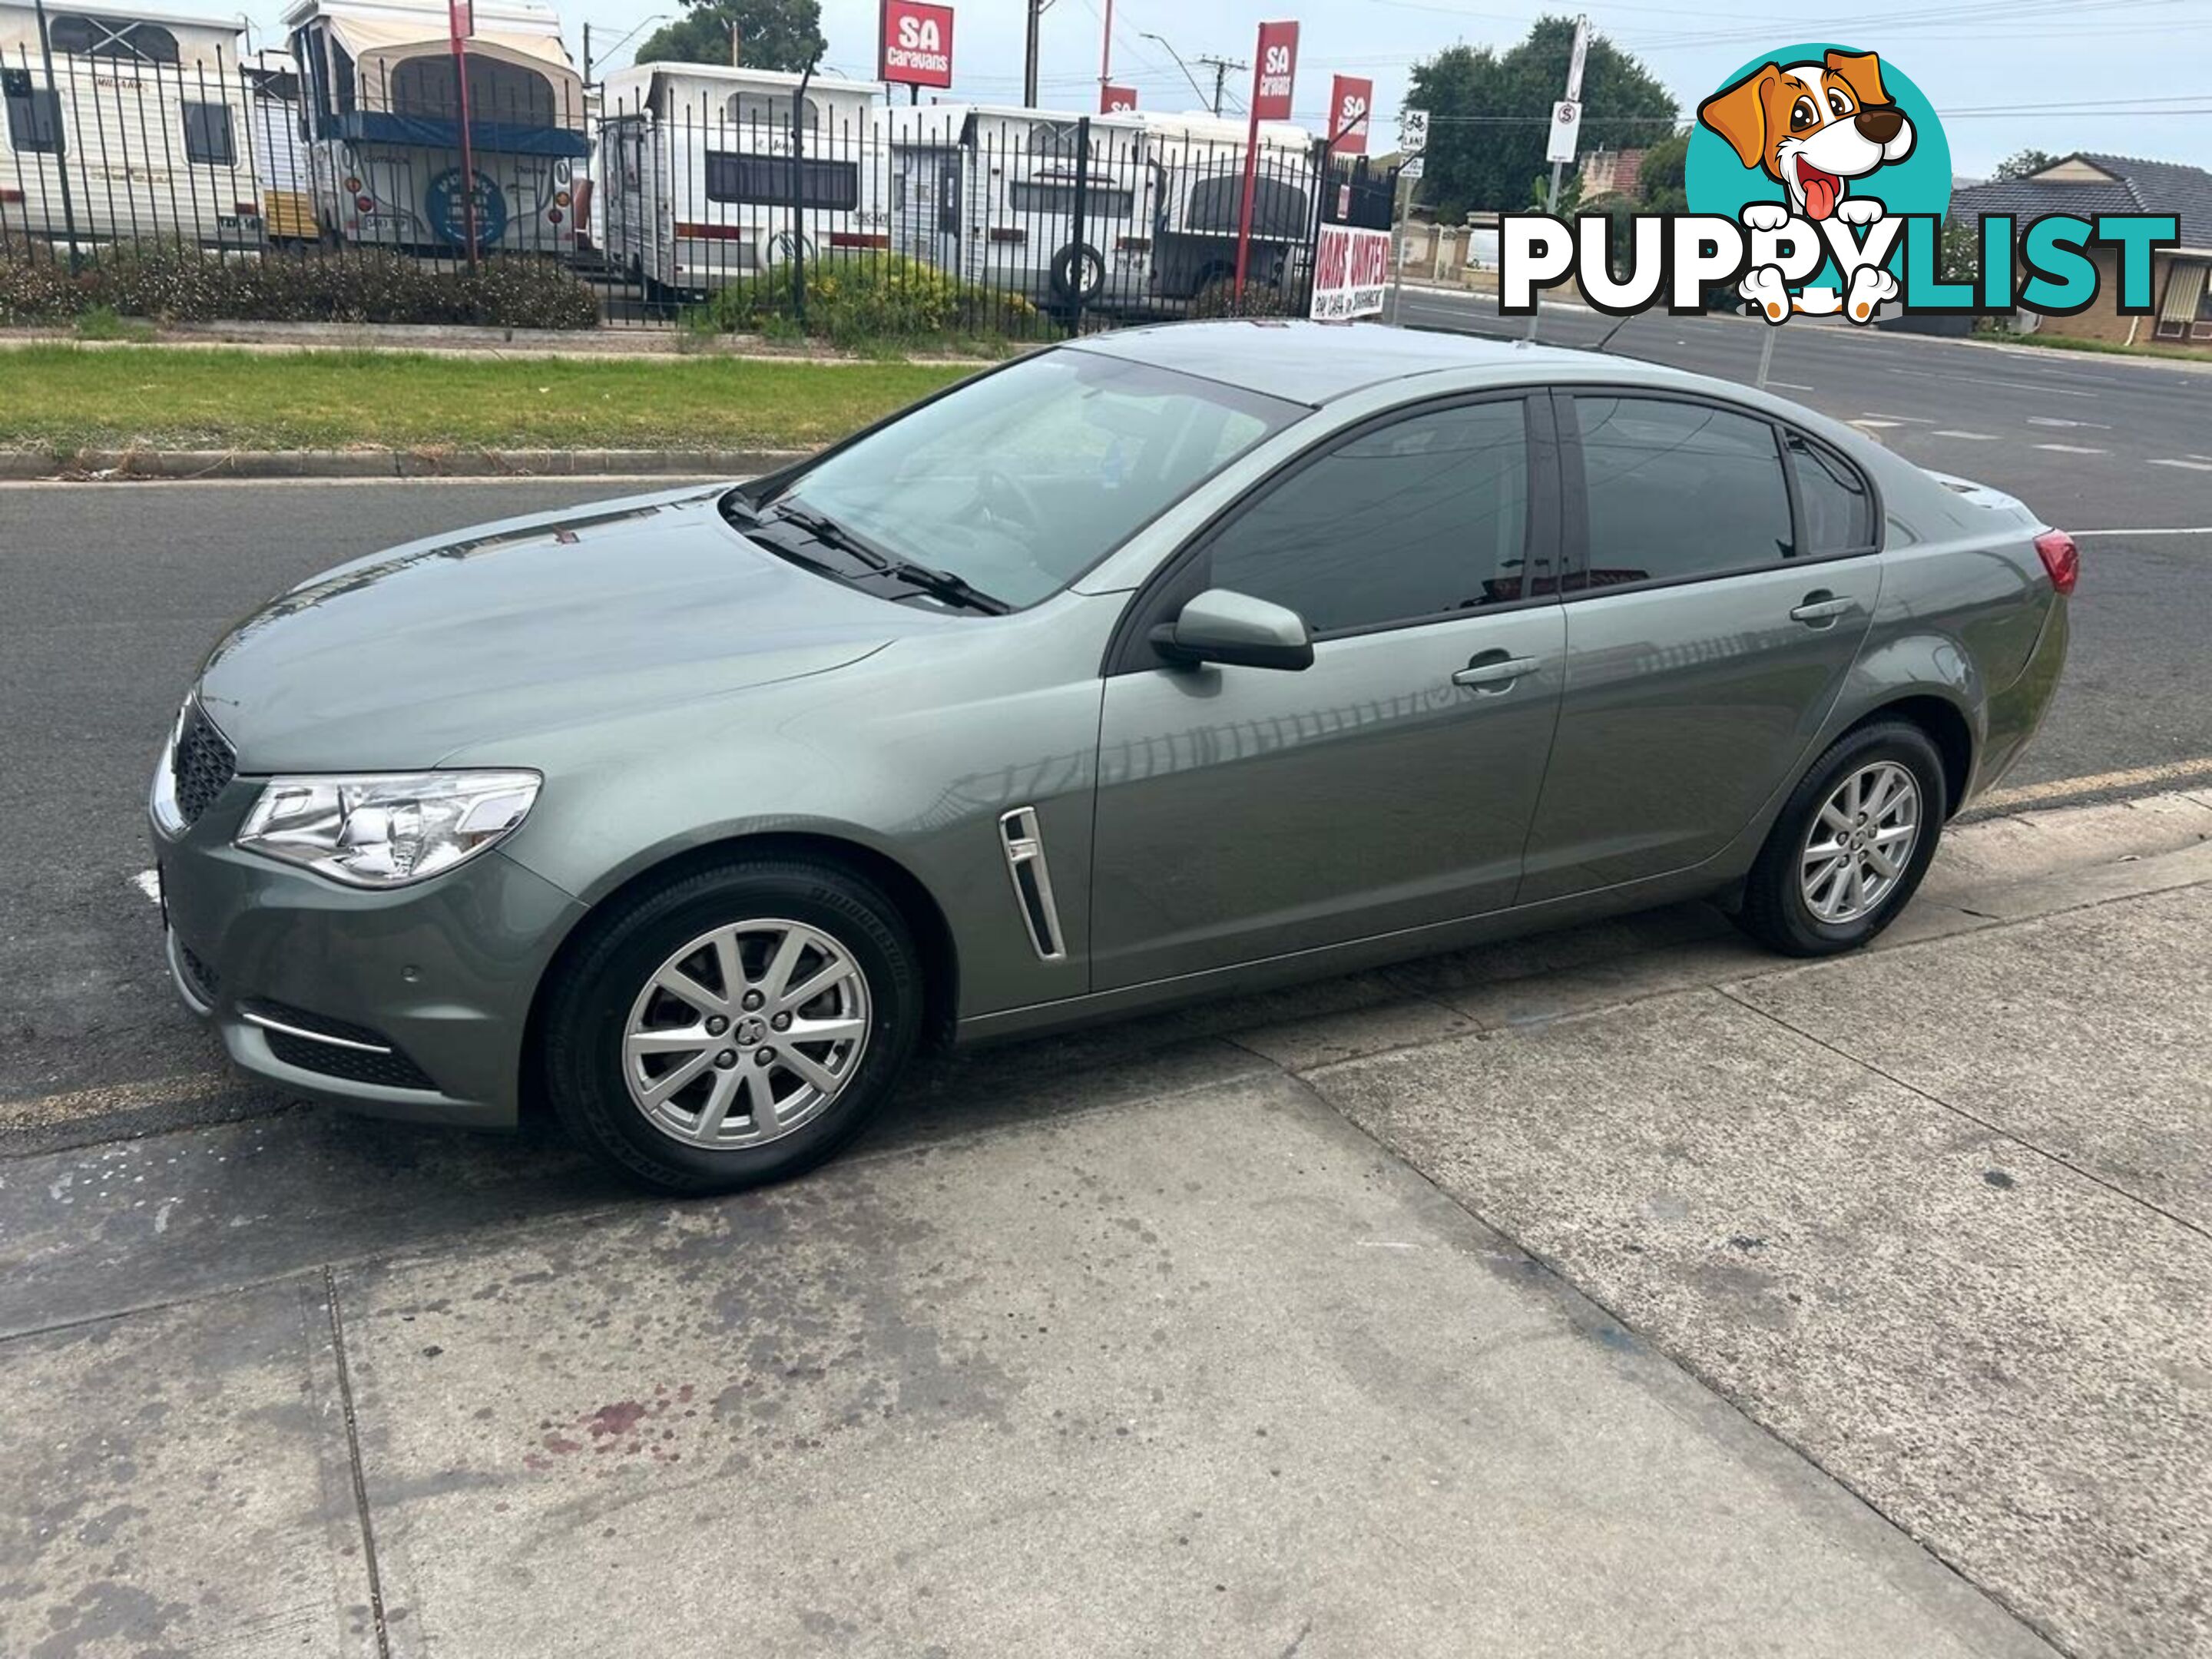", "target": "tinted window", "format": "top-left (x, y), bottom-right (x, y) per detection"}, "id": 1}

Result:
top-left (1574, 396), bottom-right (1793, 588)
top-left (182, 101), bottom-right (233, 166)
top-left (2, 73), bottom-right (61, 154)
top-left (1207, 400), bottom-right (1532, 634)
top-left (1008, 180), bottom-right (1135, 217)
top-left (705, 153), bottom-right (859, 210)
top-left (1788, 433), bottom-right (1875, 554)
top-left (48, 13), bottom-right (178, 61)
